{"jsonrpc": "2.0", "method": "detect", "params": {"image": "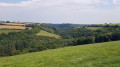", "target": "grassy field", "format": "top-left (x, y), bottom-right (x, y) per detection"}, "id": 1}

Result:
top-left (0, 30), bottom-right (22, 34)
top-left (96, 23), bottom-right (120, 26)
top-left (0, 41), bottom-right (120, 67)
top-left (74, 27), bottom-right (104, 30)
top-left (0, 23), bottom-right (26, 26)
top-left (108, 23), bottom-right (120, 26)
top-left (87, 27), bottom-right (104, 30)
top-left (36, 30), bottom-right (61, 39)
top-left (0, 25), bottom-right (32, 30)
